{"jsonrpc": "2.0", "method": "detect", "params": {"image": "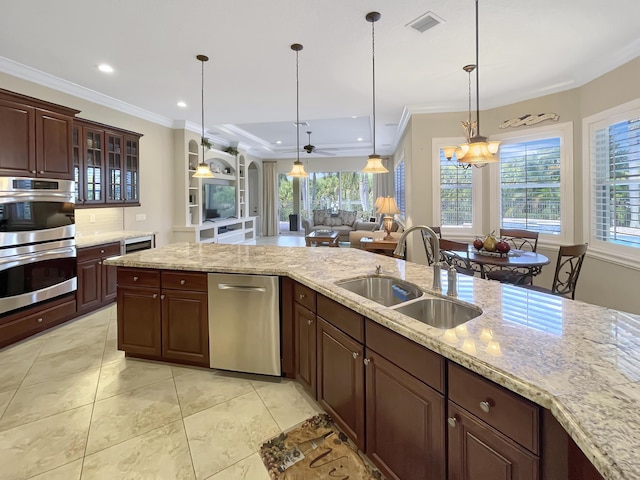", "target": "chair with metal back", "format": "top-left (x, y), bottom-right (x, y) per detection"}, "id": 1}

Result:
top-left (439, 238), bottom-right (475, 276)
top-left (519, 243), bottom-right (588, 299)
top-left (421, 227), bottom-right (442, 265)
top-left (485, 228), bottom-right (540, 285)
